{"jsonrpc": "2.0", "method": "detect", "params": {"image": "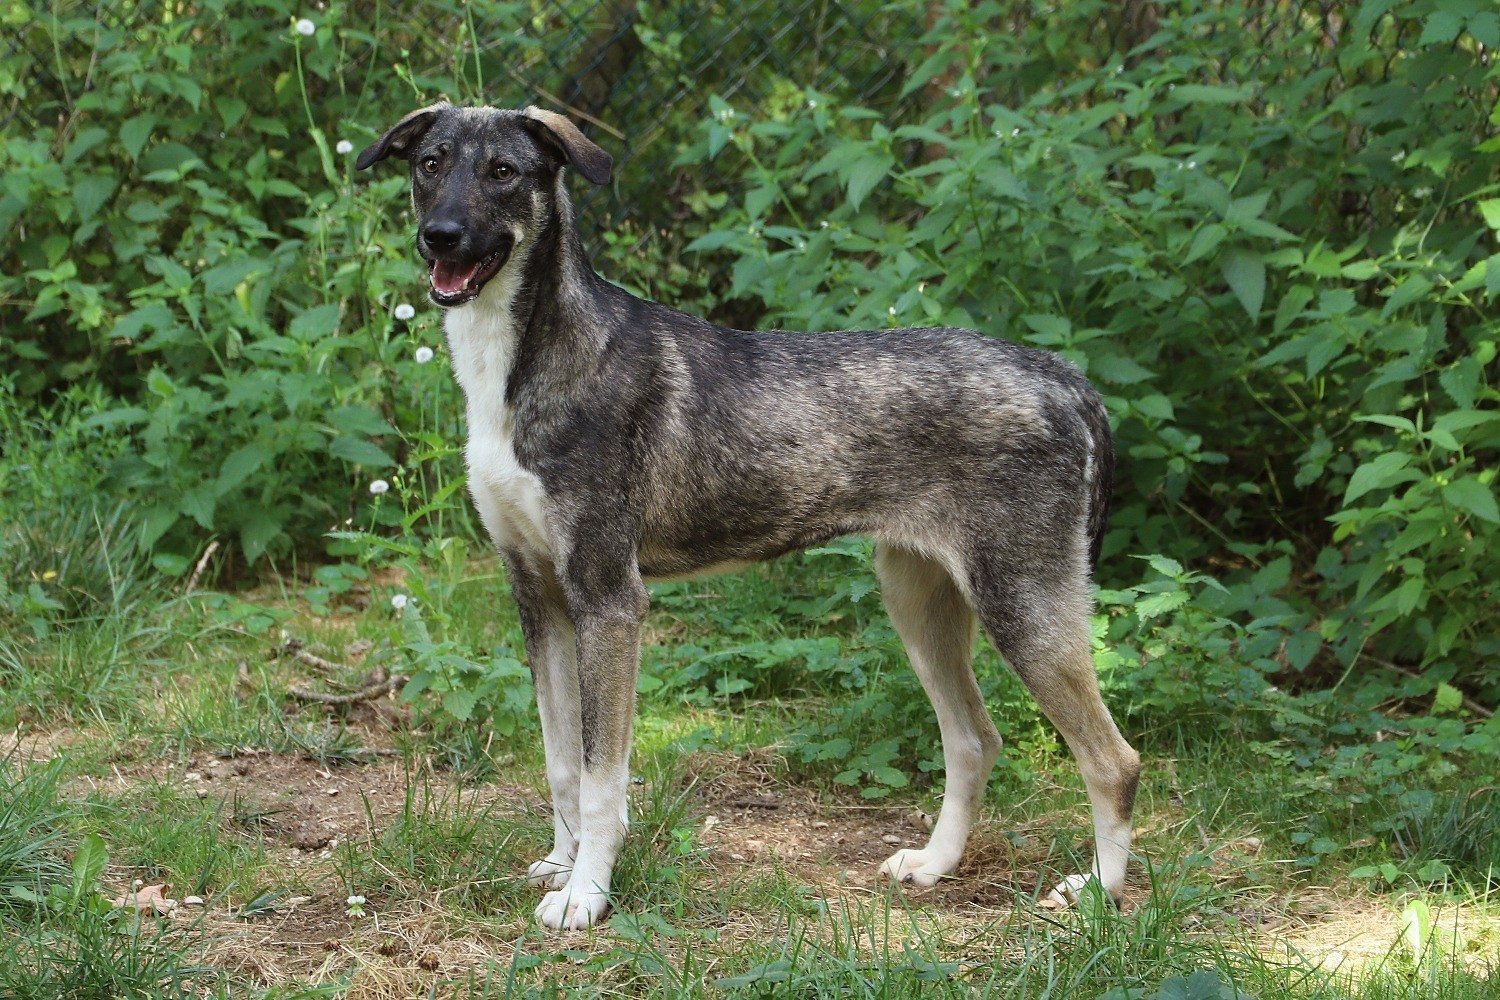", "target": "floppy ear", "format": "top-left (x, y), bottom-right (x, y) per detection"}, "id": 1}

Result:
top-left (356, 101), bottom-right (450, 170)
top-left (520, 106), bottom-right (613, 185)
